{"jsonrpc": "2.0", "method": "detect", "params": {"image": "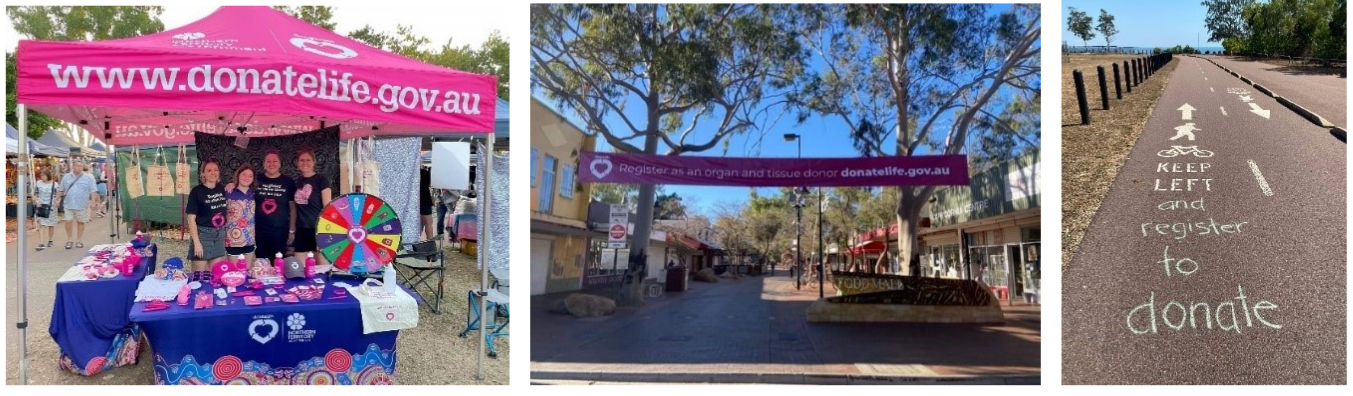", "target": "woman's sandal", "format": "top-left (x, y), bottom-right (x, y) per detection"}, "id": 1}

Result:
top-left (64, 242), bottom-right (73, 250)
